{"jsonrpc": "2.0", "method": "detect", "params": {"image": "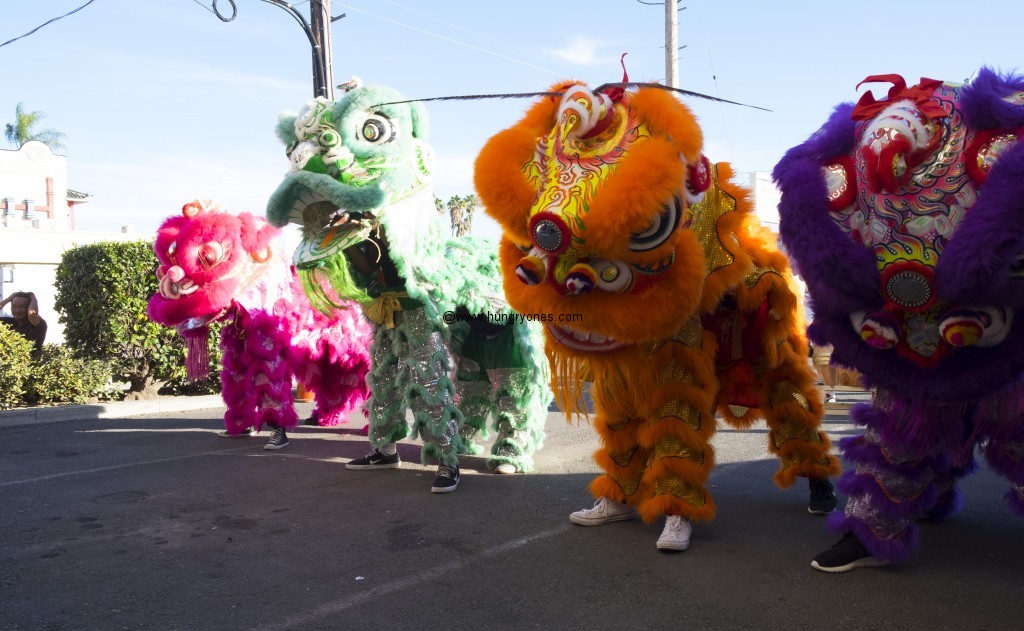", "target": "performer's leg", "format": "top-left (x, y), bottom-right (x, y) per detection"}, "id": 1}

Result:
top-left (220, 326), bottom-right (257, 436)
top-left (485, 365), bottom-right (547, 473)
top-left (396, 311), bottom-right (465, 492)
top-left (813, 398), bottom-right (962, 572)
top-left (454, 355), bottom-right (491, 457)
top-left (982, 417), bottom-right (1024, 518)
top-left (569, 409), bottom-right (644, 526)
top-left (346, 325), bottom-right (407, 470)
